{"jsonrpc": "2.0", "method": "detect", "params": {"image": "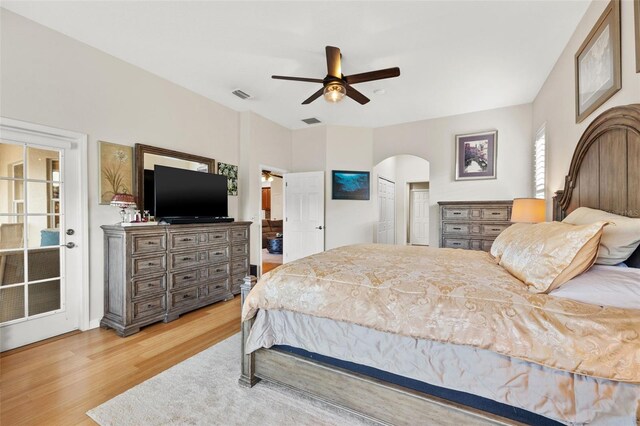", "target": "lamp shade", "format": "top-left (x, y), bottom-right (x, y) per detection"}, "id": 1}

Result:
top-left (110, 193), bottom-right (136, 208)
top-left (511, 198), bottom-right (545, 223)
